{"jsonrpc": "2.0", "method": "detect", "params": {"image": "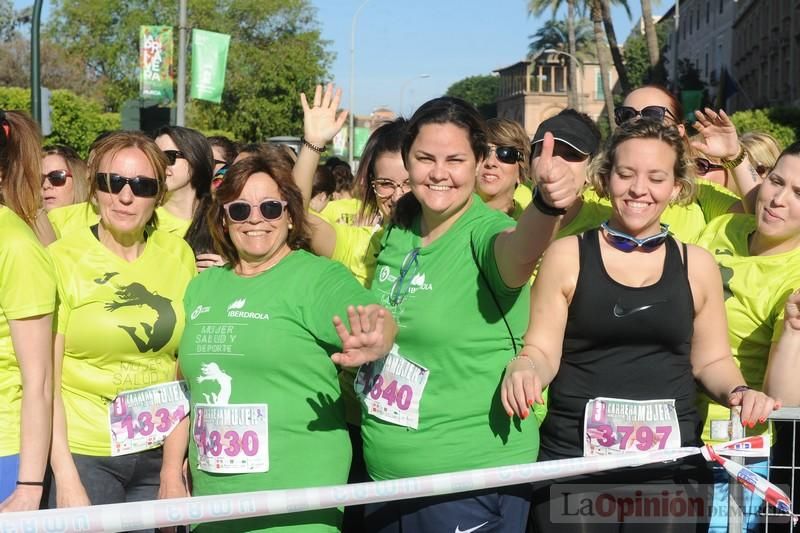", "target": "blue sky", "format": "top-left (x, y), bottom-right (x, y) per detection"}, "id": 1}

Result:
top-left (14, 0), bottom-right (668, 116)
